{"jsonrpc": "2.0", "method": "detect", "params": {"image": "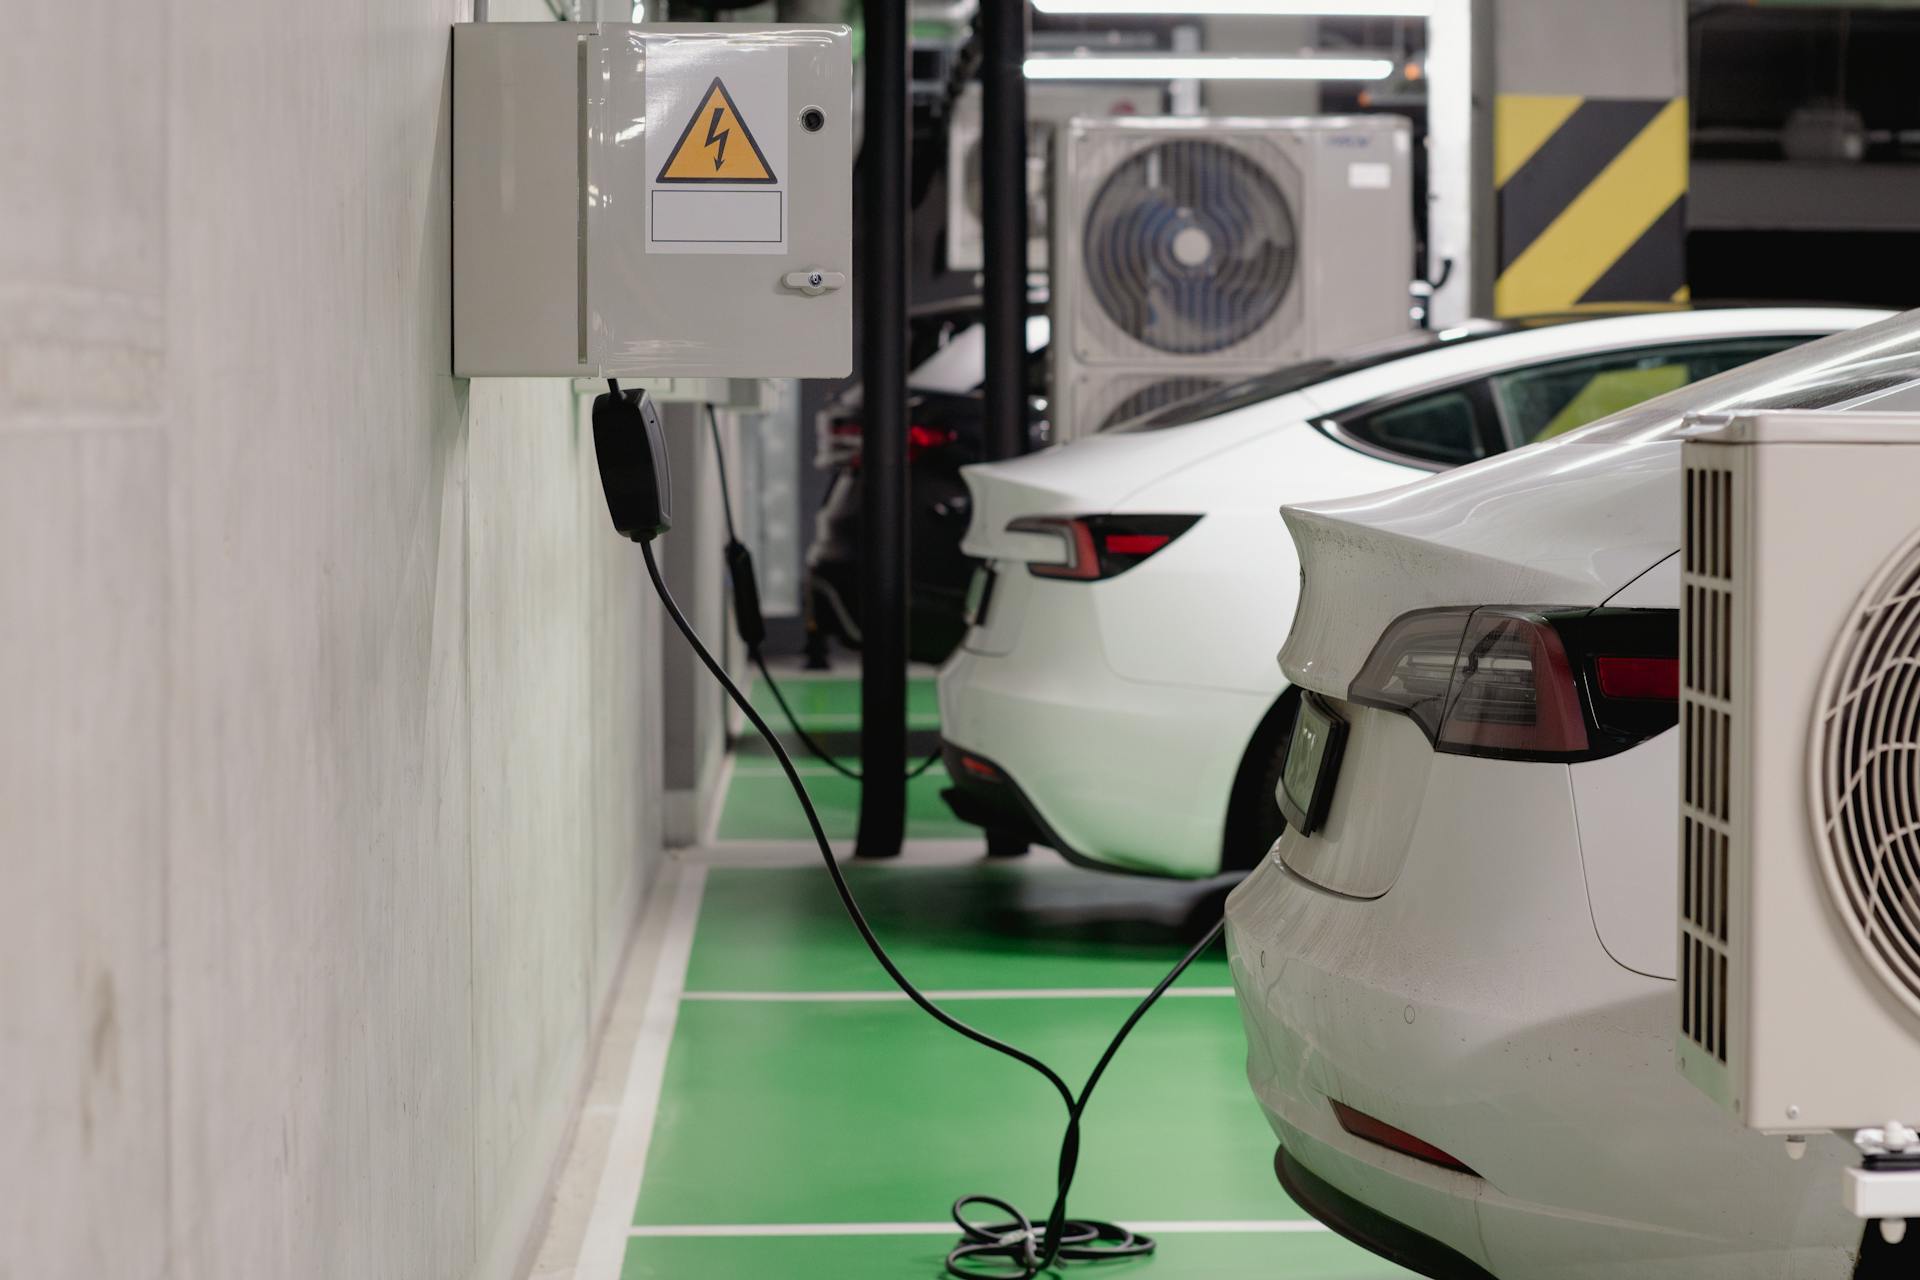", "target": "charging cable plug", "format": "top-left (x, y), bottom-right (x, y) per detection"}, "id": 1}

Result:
top-left (593, 382), bottom-right (672, 544)
top-left (701, 403), bottom-right (939, 783)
